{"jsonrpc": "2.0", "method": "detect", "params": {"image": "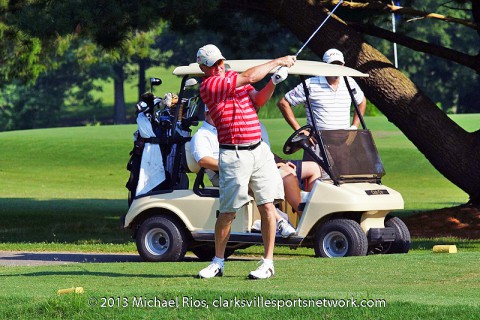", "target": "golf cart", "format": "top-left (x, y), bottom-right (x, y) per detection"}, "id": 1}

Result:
top-left (122, 59), bottom-right (410, 262)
